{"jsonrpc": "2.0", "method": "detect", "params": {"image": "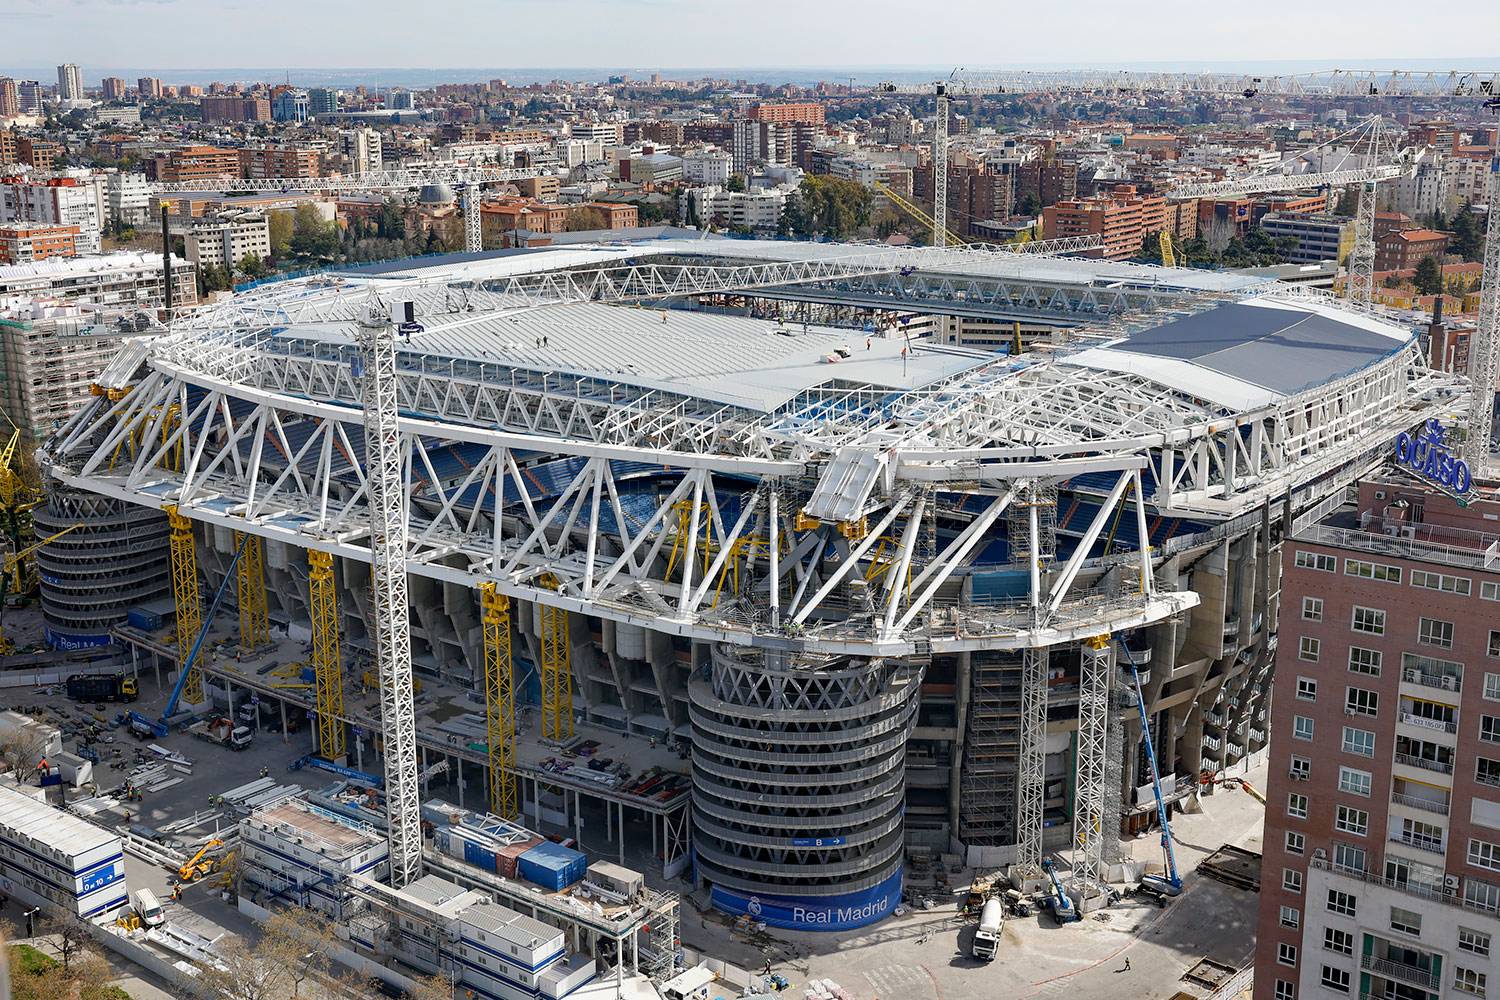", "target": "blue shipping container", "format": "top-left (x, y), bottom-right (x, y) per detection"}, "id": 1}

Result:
top-left (463, 838), bottom-right (497, 872)
top-left (517, 841), bottom-right (587, 890)
top-left (126, 608), bottom-right (162, 631)
top-left (300, 666), bottom-right (317, 684)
